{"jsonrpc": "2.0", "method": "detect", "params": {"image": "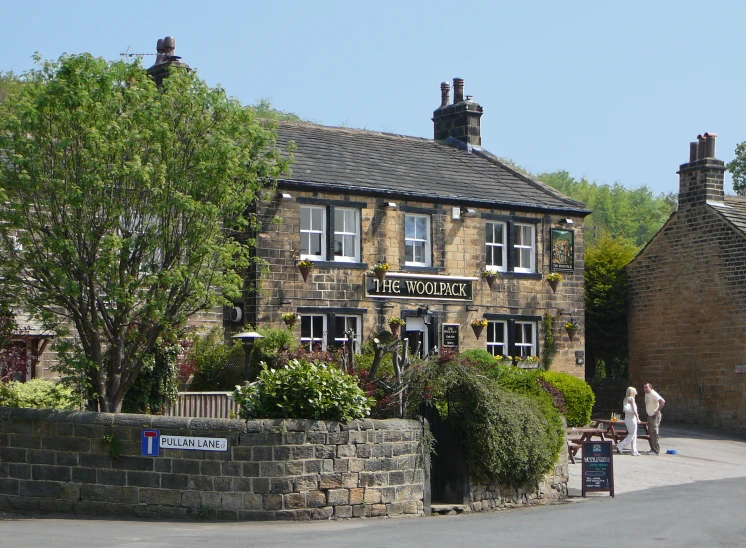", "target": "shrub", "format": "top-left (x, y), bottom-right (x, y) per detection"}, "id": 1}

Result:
top-left (540, 371), bottom-right (595, 426)
top-left (122, 337), bottom-right (180, 414)
top-left (406, 357), bottom-right (563, 487)
top-left (0, 379), bottom-right (81, 410)
top-left (460, 349), bottom-right (497, 371)
top-left (187, 328), bottom-right (244, 391)
top-left (249, 326), bottom-right (299, 377)
top-left (234, 359), bottom-right (372, 421)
